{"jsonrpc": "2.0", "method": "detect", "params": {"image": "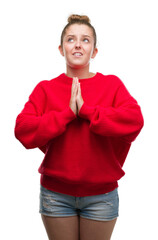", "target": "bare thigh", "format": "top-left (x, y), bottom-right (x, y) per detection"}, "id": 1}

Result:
top-left (41, 214), bottom-right (80, 240)
top-left (80, 217), bottom-right (117, 240)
